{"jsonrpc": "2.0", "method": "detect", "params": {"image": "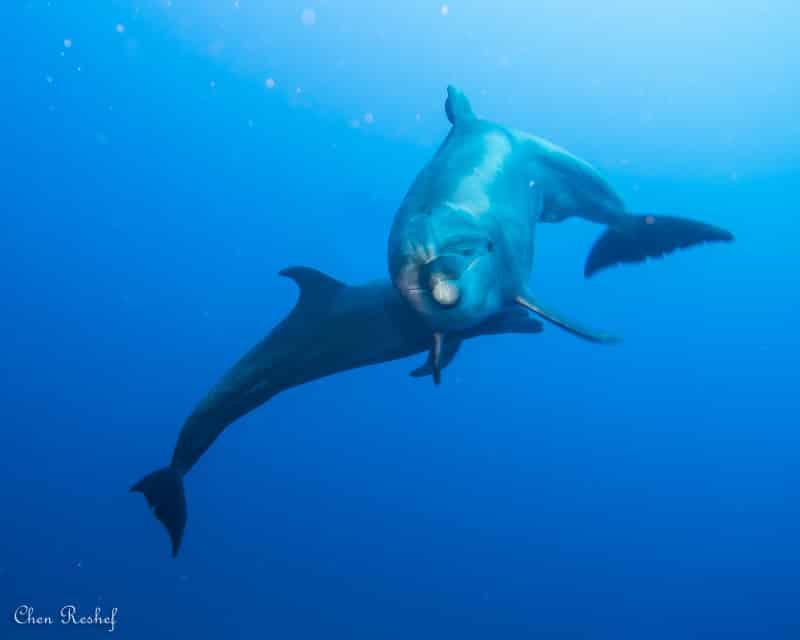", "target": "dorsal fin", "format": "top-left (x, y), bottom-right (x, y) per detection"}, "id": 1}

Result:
top-left (279, 266), bottom-right (346, 313)
top-left (445, 85), bottom-right (475, 125)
